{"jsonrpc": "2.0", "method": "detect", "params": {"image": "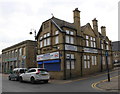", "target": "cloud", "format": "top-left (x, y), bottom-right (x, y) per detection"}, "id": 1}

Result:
top-left (0, 0), bottom-right (119, 54)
